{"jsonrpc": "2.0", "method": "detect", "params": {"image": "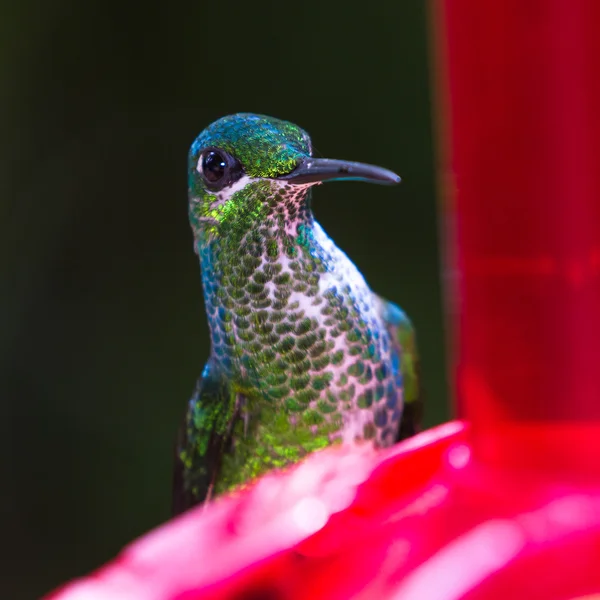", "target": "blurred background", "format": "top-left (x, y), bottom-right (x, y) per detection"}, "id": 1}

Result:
top-left (1, 1), bottom-right (446, 597)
